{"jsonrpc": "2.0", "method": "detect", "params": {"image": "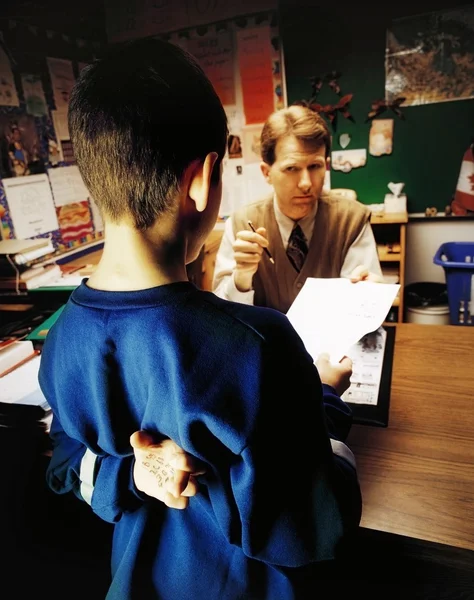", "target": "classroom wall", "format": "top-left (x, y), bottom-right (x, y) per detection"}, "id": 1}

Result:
top-left (279, 0), bottom-right (474, 214)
